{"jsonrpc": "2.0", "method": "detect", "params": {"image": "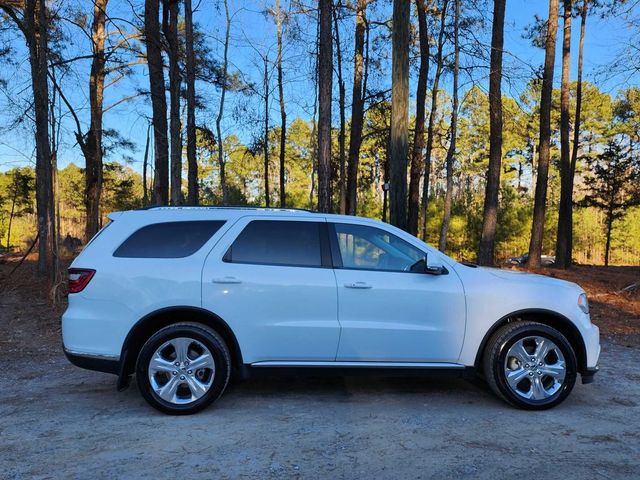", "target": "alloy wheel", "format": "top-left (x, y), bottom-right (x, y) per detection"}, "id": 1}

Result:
top-left (504, 335), bottom-right (566, 401)
top-left (148, 337), bottom-right (216, 405)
